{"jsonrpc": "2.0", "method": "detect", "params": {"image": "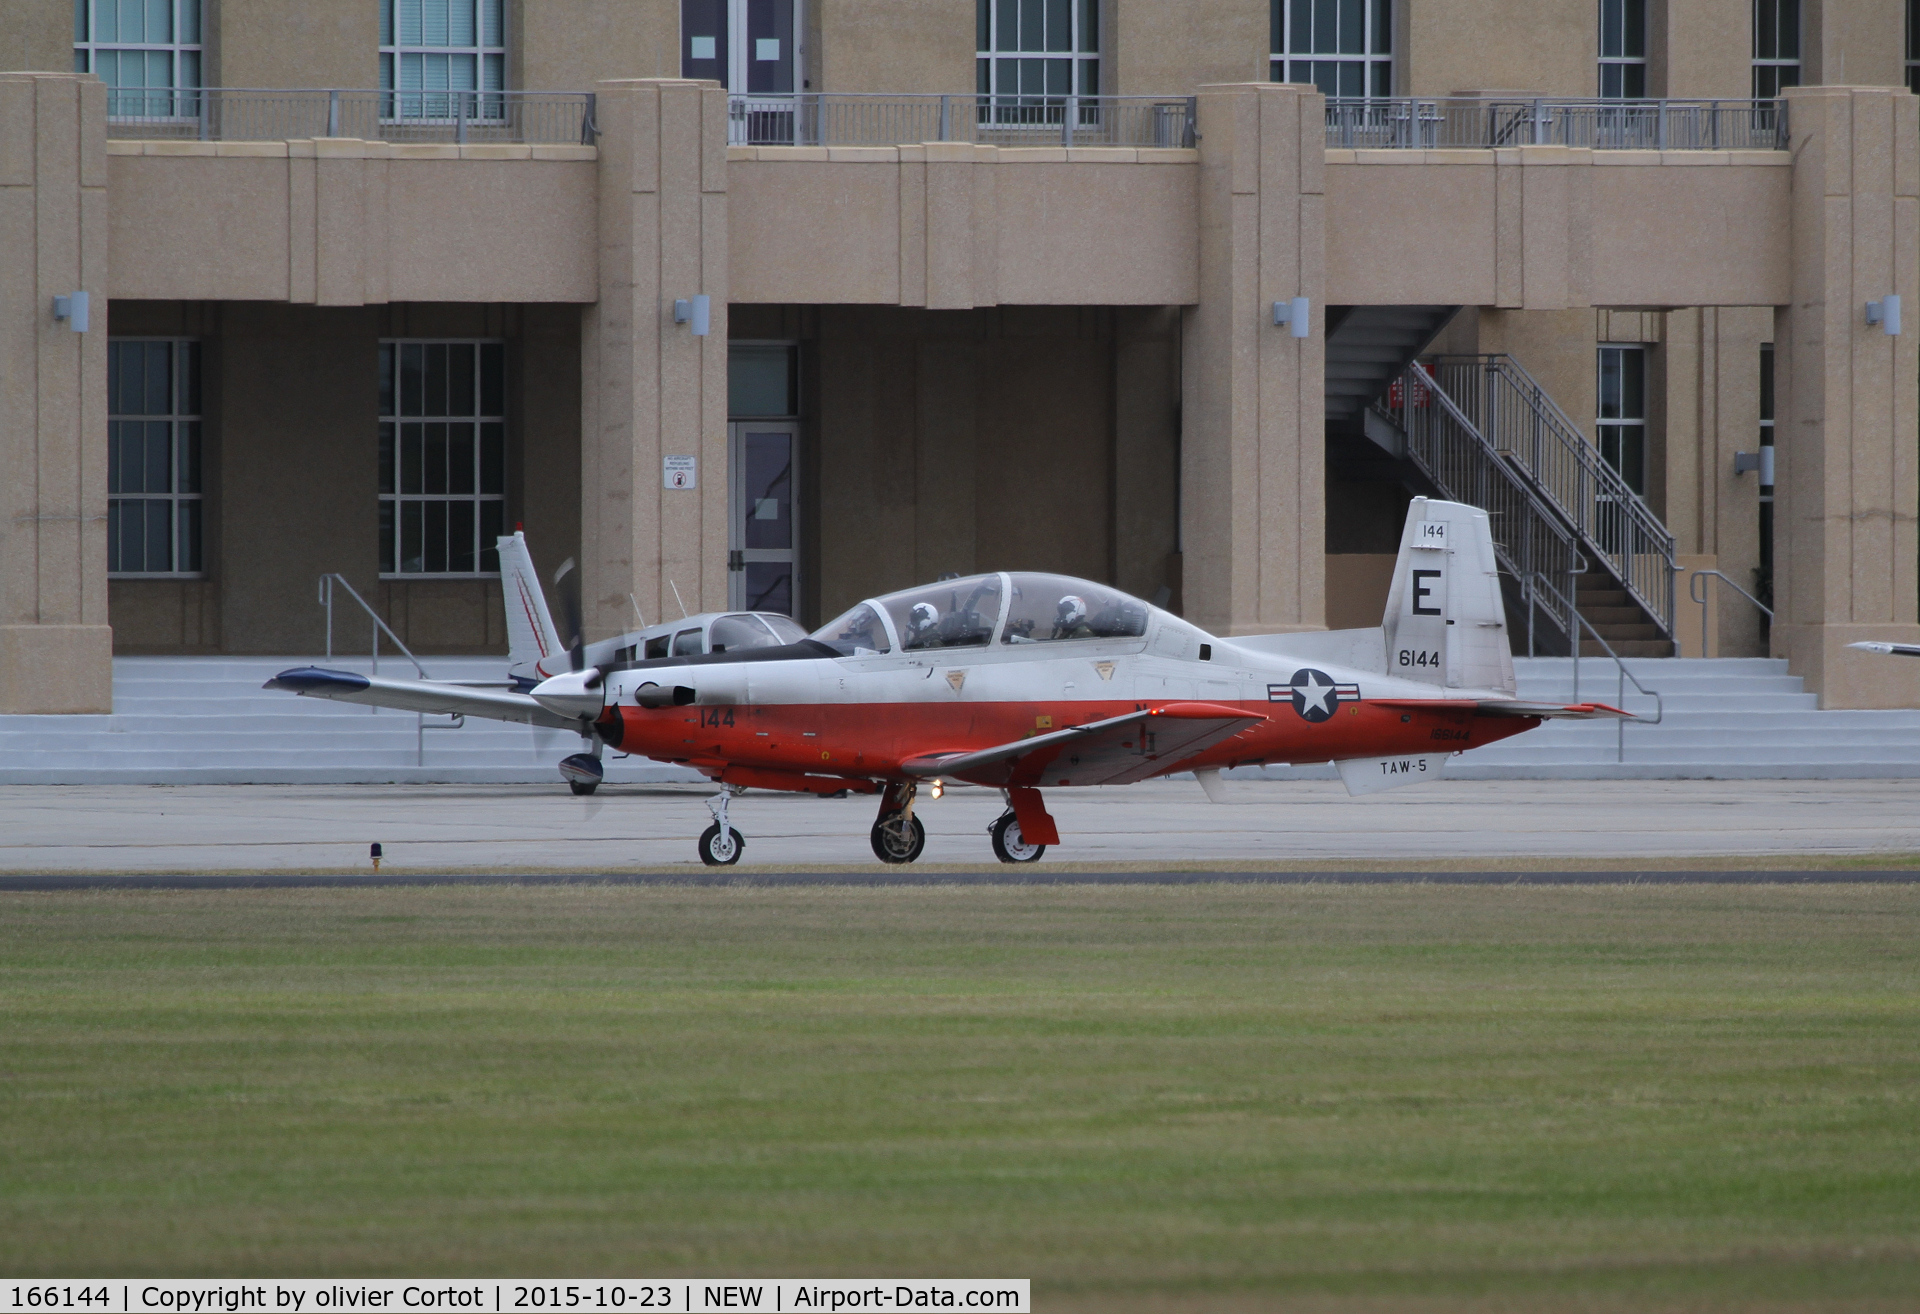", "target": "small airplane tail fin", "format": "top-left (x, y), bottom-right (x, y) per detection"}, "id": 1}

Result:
top-left (498, 531), bottom-right (566, 683)
top-left (1381, 497), bottom-right (1515, 695)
